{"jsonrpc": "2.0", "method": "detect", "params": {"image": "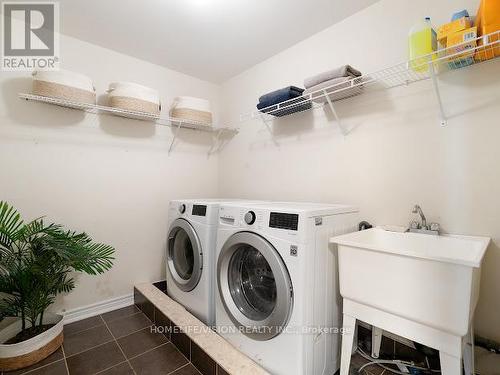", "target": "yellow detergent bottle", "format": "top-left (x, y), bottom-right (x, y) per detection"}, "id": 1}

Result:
top-left (409, 17), bottom-right (438, 72)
